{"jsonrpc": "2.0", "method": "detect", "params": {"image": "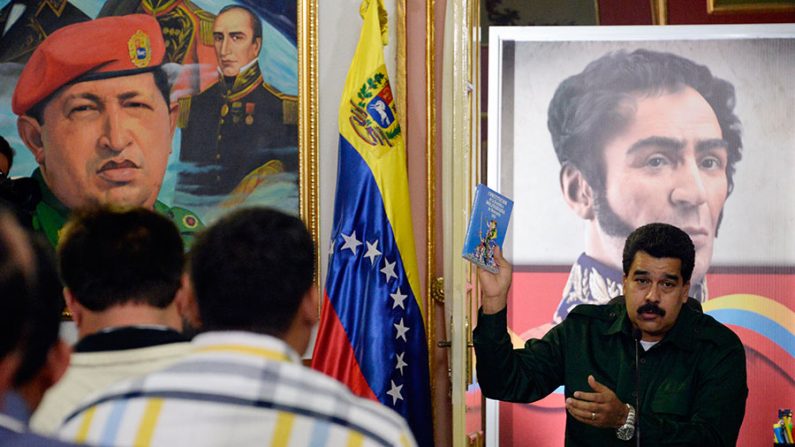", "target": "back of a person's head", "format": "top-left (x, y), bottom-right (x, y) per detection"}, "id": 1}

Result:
top-left (0, 209), bottom-right (33, 361)
top-left (190, 207), bottom-right (315, 335)
top-left (13, 235), bottom-right (65, 386)
top-left (58, 207), bottom-right (184, 311)
top-left (0, 135), bottom-right (13, 170)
